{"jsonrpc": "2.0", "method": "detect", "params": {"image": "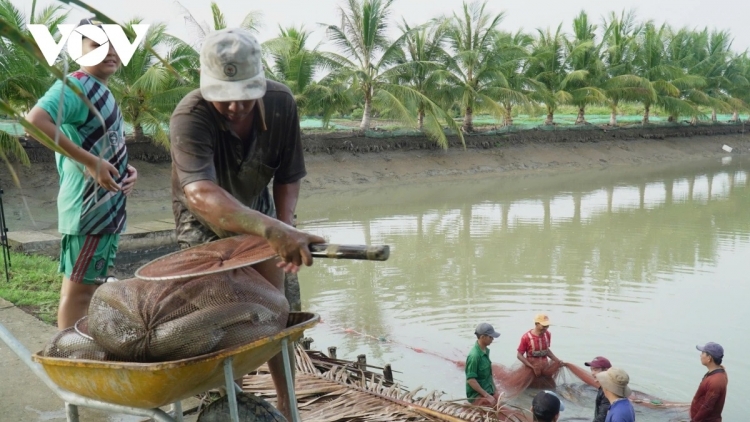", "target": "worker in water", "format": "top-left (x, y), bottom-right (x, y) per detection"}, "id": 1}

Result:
top-left (465, 322), bottom-right (501, 407)
top-left (516, 314), bottom-right (565, 387)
